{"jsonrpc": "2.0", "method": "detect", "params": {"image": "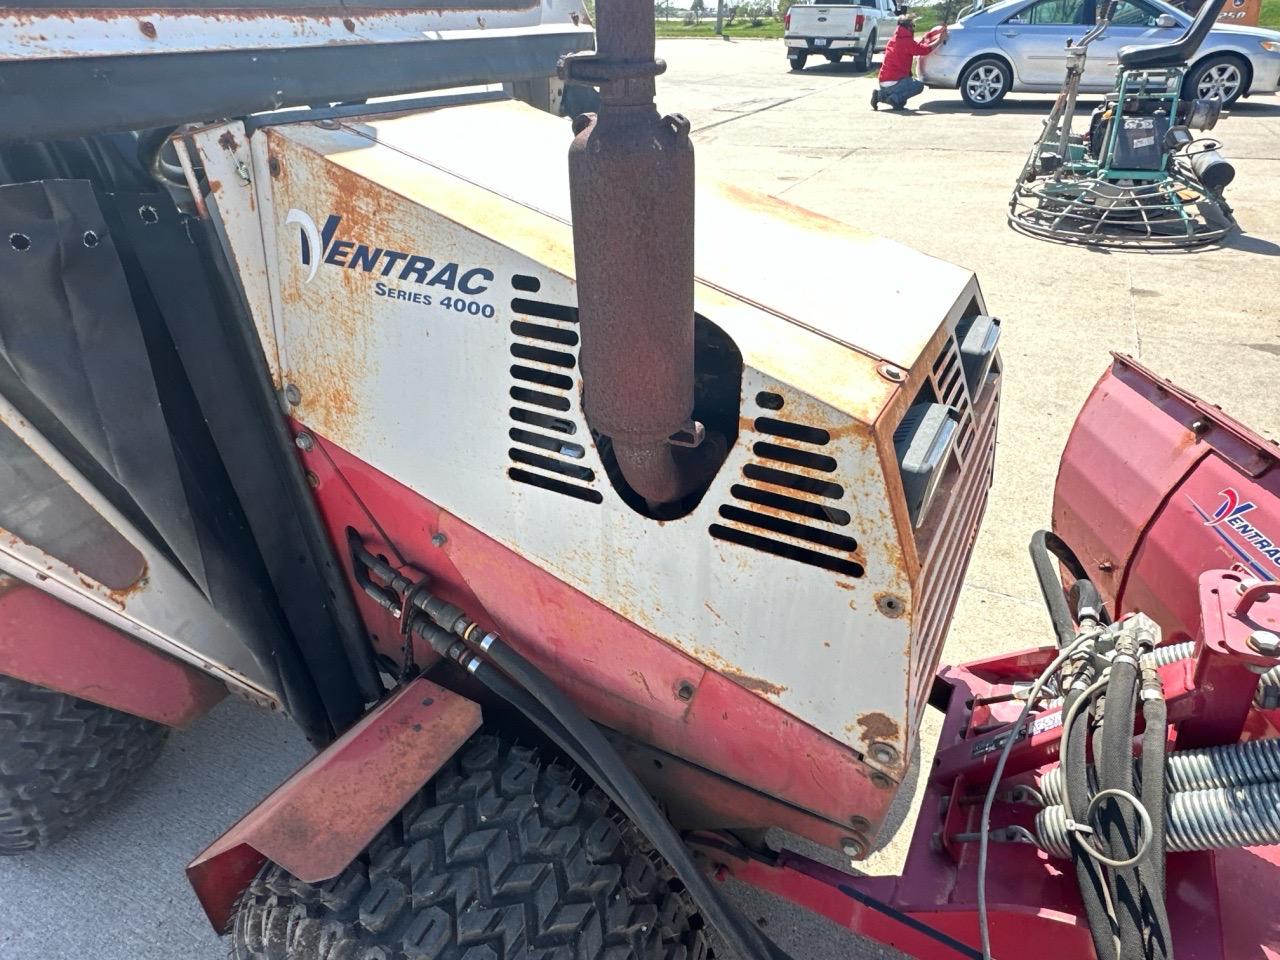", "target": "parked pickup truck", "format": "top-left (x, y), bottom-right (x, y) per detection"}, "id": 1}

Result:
top-left (784, 0), bottom-right (901, 71)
